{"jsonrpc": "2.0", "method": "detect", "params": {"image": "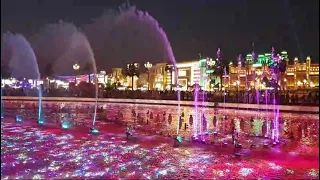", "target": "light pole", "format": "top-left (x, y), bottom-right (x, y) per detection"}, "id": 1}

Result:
top-left (144, 62), bottom-right (152, 90)
top-left (73, 63), bottom-right (80, 84)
